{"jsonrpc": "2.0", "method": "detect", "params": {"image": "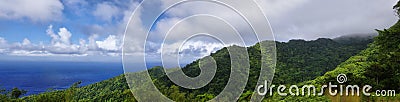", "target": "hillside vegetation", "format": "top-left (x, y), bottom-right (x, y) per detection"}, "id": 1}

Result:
top-left (309, 7), bottom-right (400, 102)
